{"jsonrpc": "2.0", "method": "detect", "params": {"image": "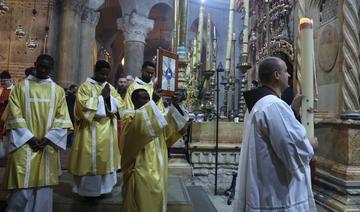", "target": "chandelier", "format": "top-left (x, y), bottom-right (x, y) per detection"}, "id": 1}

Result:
top-left (26, 38), bottom-right (38, 50)
top-left (0, 1), bottom-right (10, 15)
top-left (15, 2), bottom-right (26, 39)
top-left (26, 8), bottom-right (38, 50)
top-left (15, 24), bottom-right (26, 39)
